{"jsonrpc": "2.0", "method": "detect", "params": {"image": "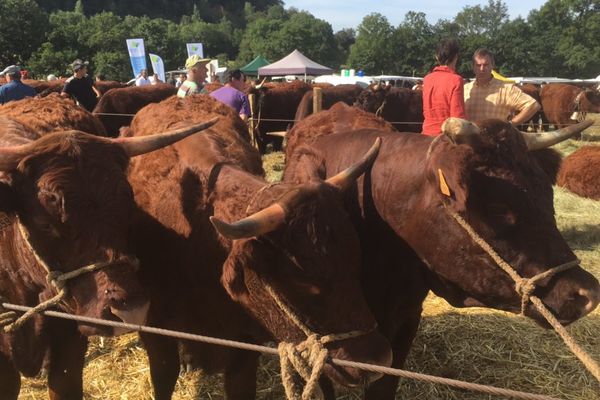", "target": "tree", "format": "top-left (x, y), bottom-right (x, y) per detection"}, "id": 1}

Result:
top-left (334, 28), bottom-right (355, 68)
top-left (394, 12), bottom-right (435, 76)
top-left (0, 0), bottom-right (48, 68)
top-left (347, 13), bottom-right (395, 74)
